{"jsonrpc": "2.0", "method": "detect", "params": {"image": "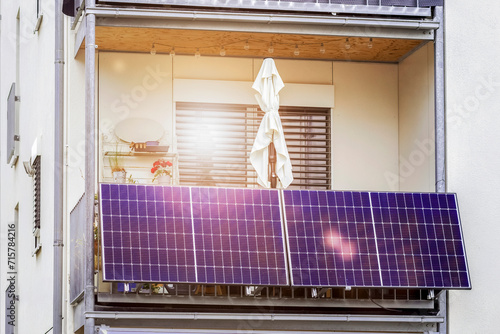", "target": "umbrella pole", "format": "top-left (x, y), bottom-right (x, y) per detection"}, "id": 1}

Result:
top-left (269, 140), bottom-right (277, 189)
